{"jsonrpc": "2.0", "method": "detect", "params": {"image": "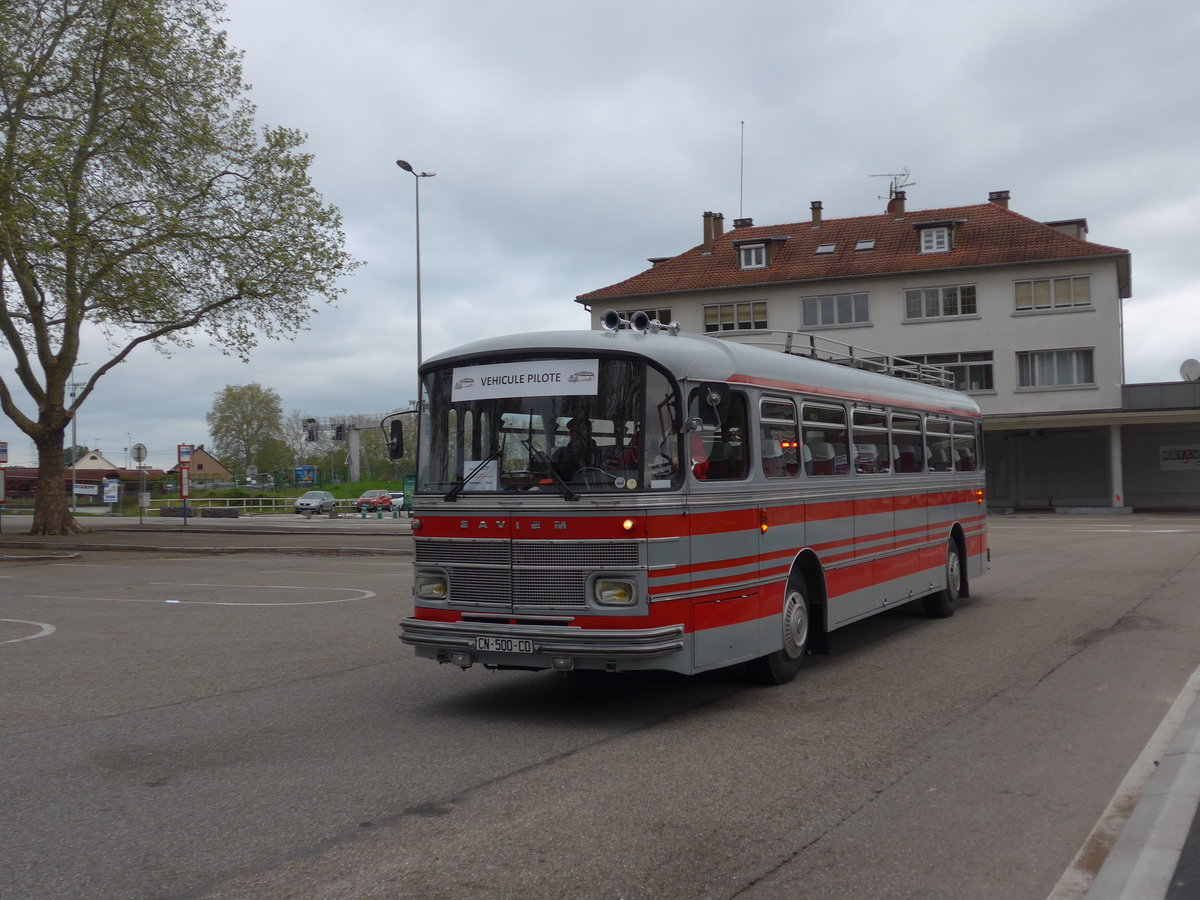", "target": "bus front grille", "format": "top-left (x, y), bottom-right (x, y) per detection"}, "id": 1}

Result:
top-left (415, 538), bottom-right (640, 610)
